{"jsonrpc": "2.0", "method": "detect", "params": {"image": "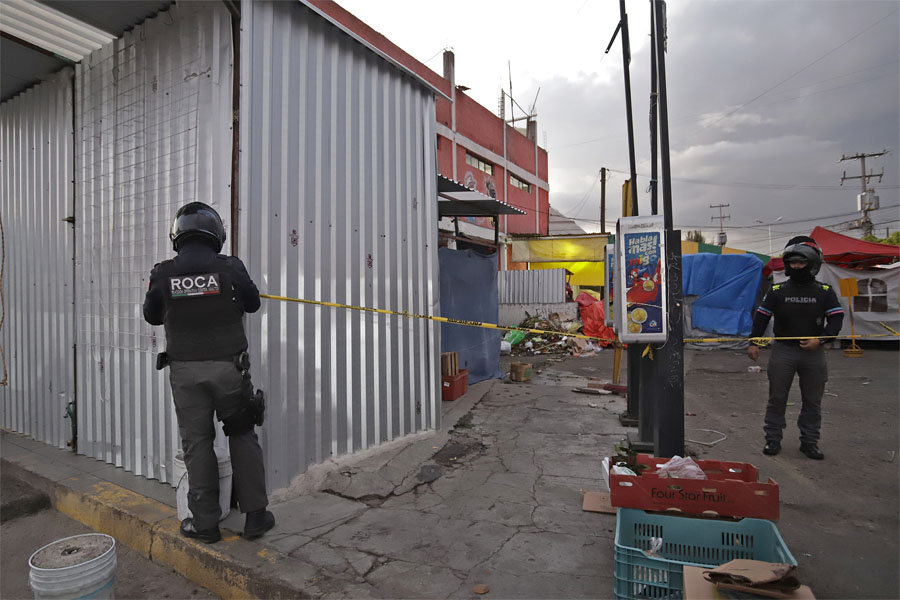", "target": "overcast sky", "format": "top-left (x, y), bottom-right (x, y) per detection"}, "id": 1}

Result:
top-left (339, 0), bottom-right (900, 253)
